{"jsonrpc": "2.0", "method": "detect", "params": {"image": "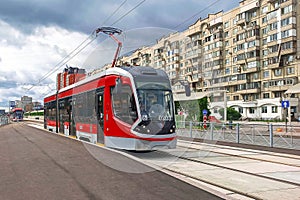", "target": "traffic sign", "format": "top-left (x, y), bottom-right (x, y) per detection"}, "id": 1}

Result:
top-left (202, 109), bottom-right (208, 115)
top-left (281, 100), bottom-right (289, 108)
top-left (9, 101), bottom-right (16, 108)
